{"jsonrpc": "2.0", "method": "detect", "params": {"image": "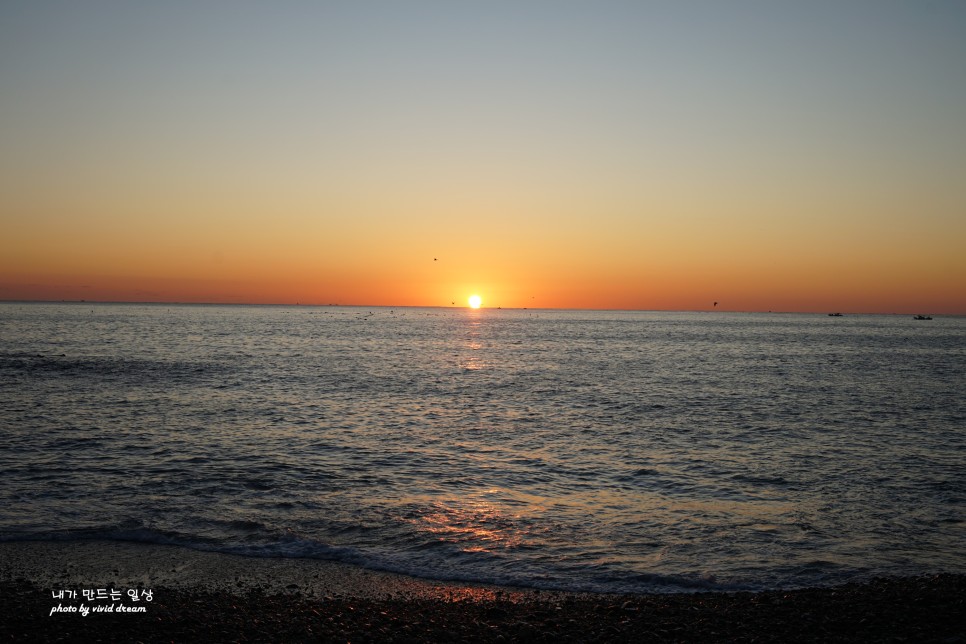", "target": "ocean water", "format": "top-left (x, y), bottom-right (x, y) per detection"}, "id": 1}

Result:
top-left (1, 302), bottom-right (963, 594)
